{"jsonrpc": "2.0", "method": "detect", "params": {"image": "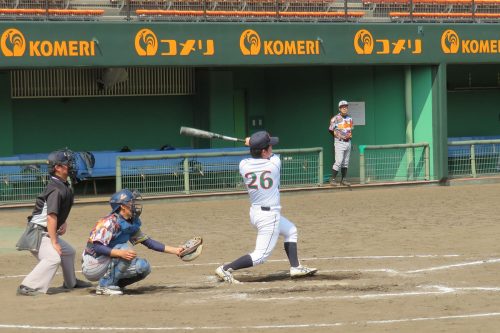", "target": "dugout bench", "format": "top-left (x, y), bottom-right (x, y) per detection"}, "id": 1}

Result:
top-left (0, 147), bottom-right (249, 196)
top-left (447, 135), bottom-right (500, 177)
